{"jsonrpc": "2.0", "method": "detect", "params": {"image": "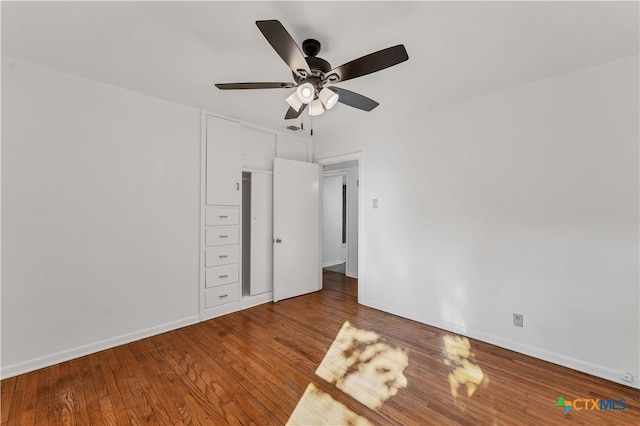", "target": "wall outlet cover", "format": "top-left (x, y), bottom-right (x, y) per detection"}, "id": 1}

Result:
top-left (513, 313), bottom-right (524, 327)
